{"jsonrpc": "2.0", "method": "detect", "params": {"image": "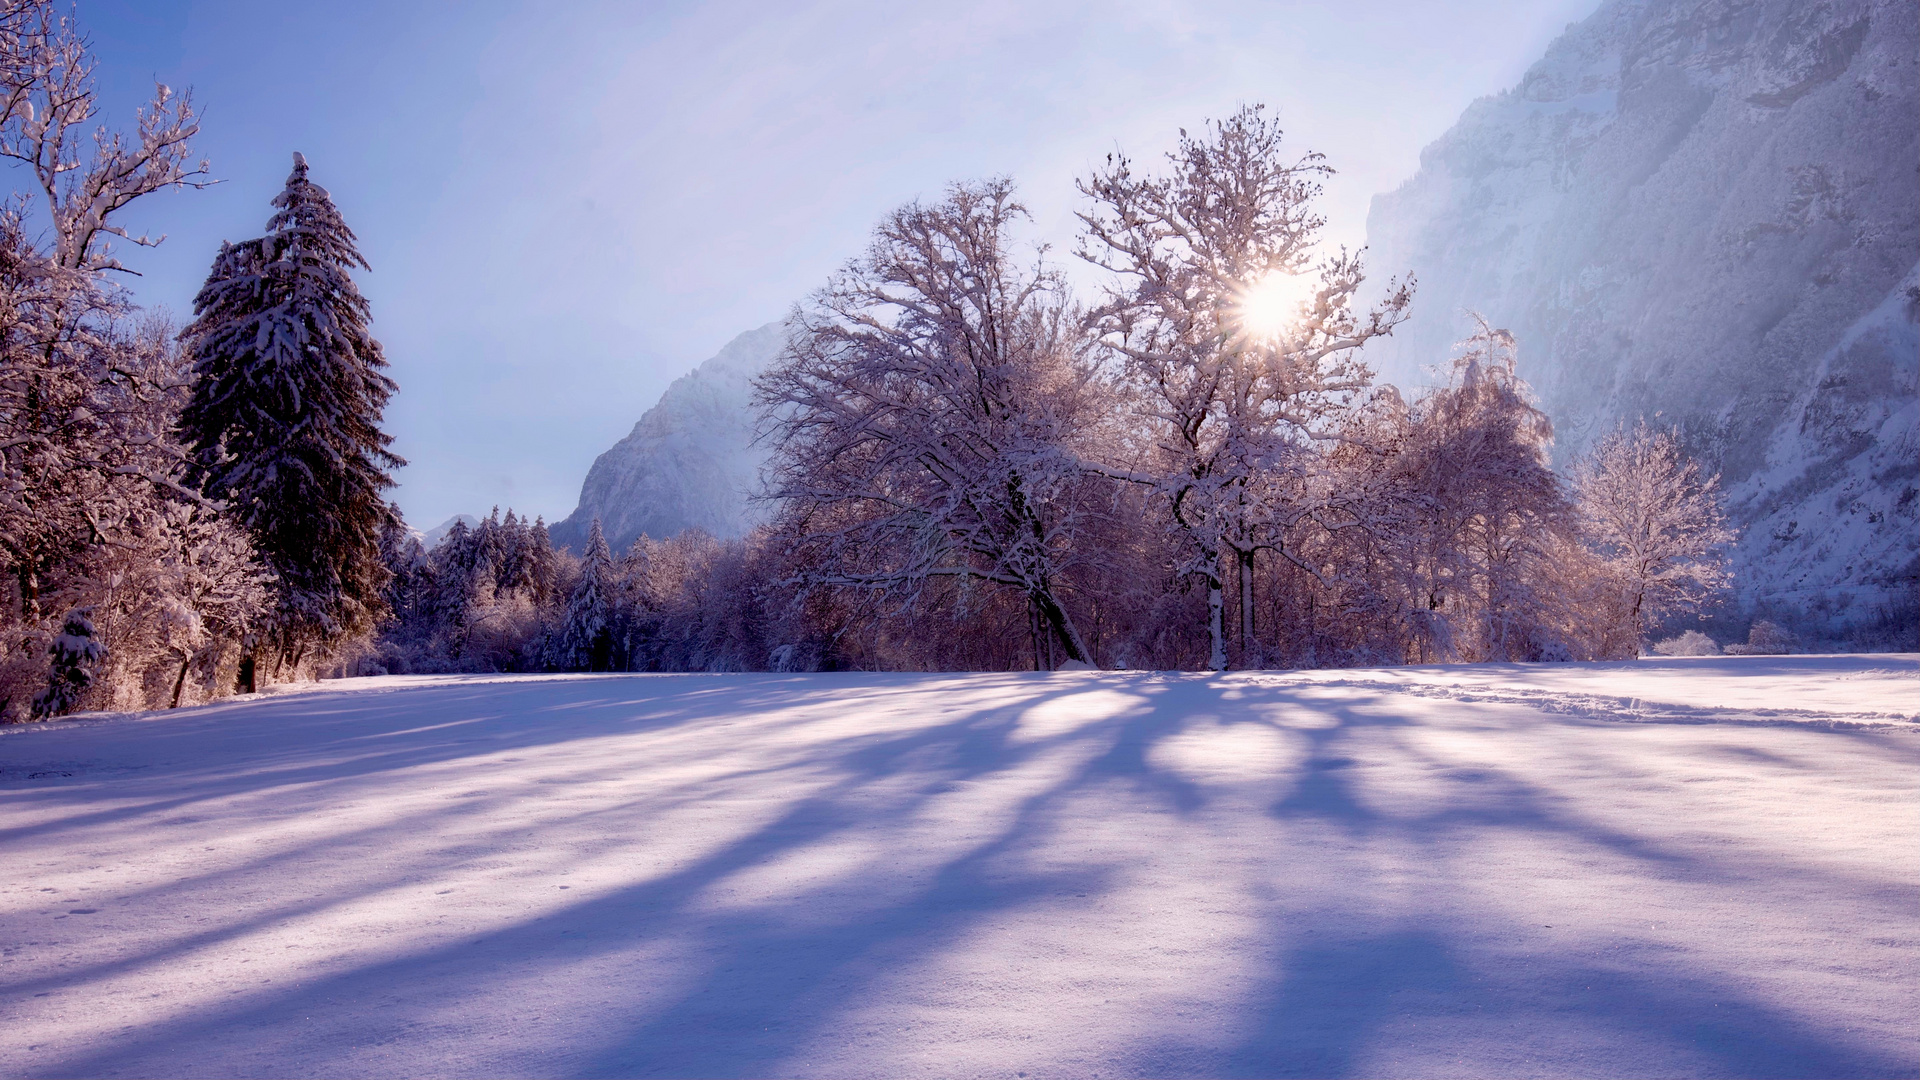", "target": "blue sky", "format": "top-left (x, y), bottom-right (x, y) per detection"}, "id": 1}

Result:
top-left (71, 0), bottom-right (1597, 529)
